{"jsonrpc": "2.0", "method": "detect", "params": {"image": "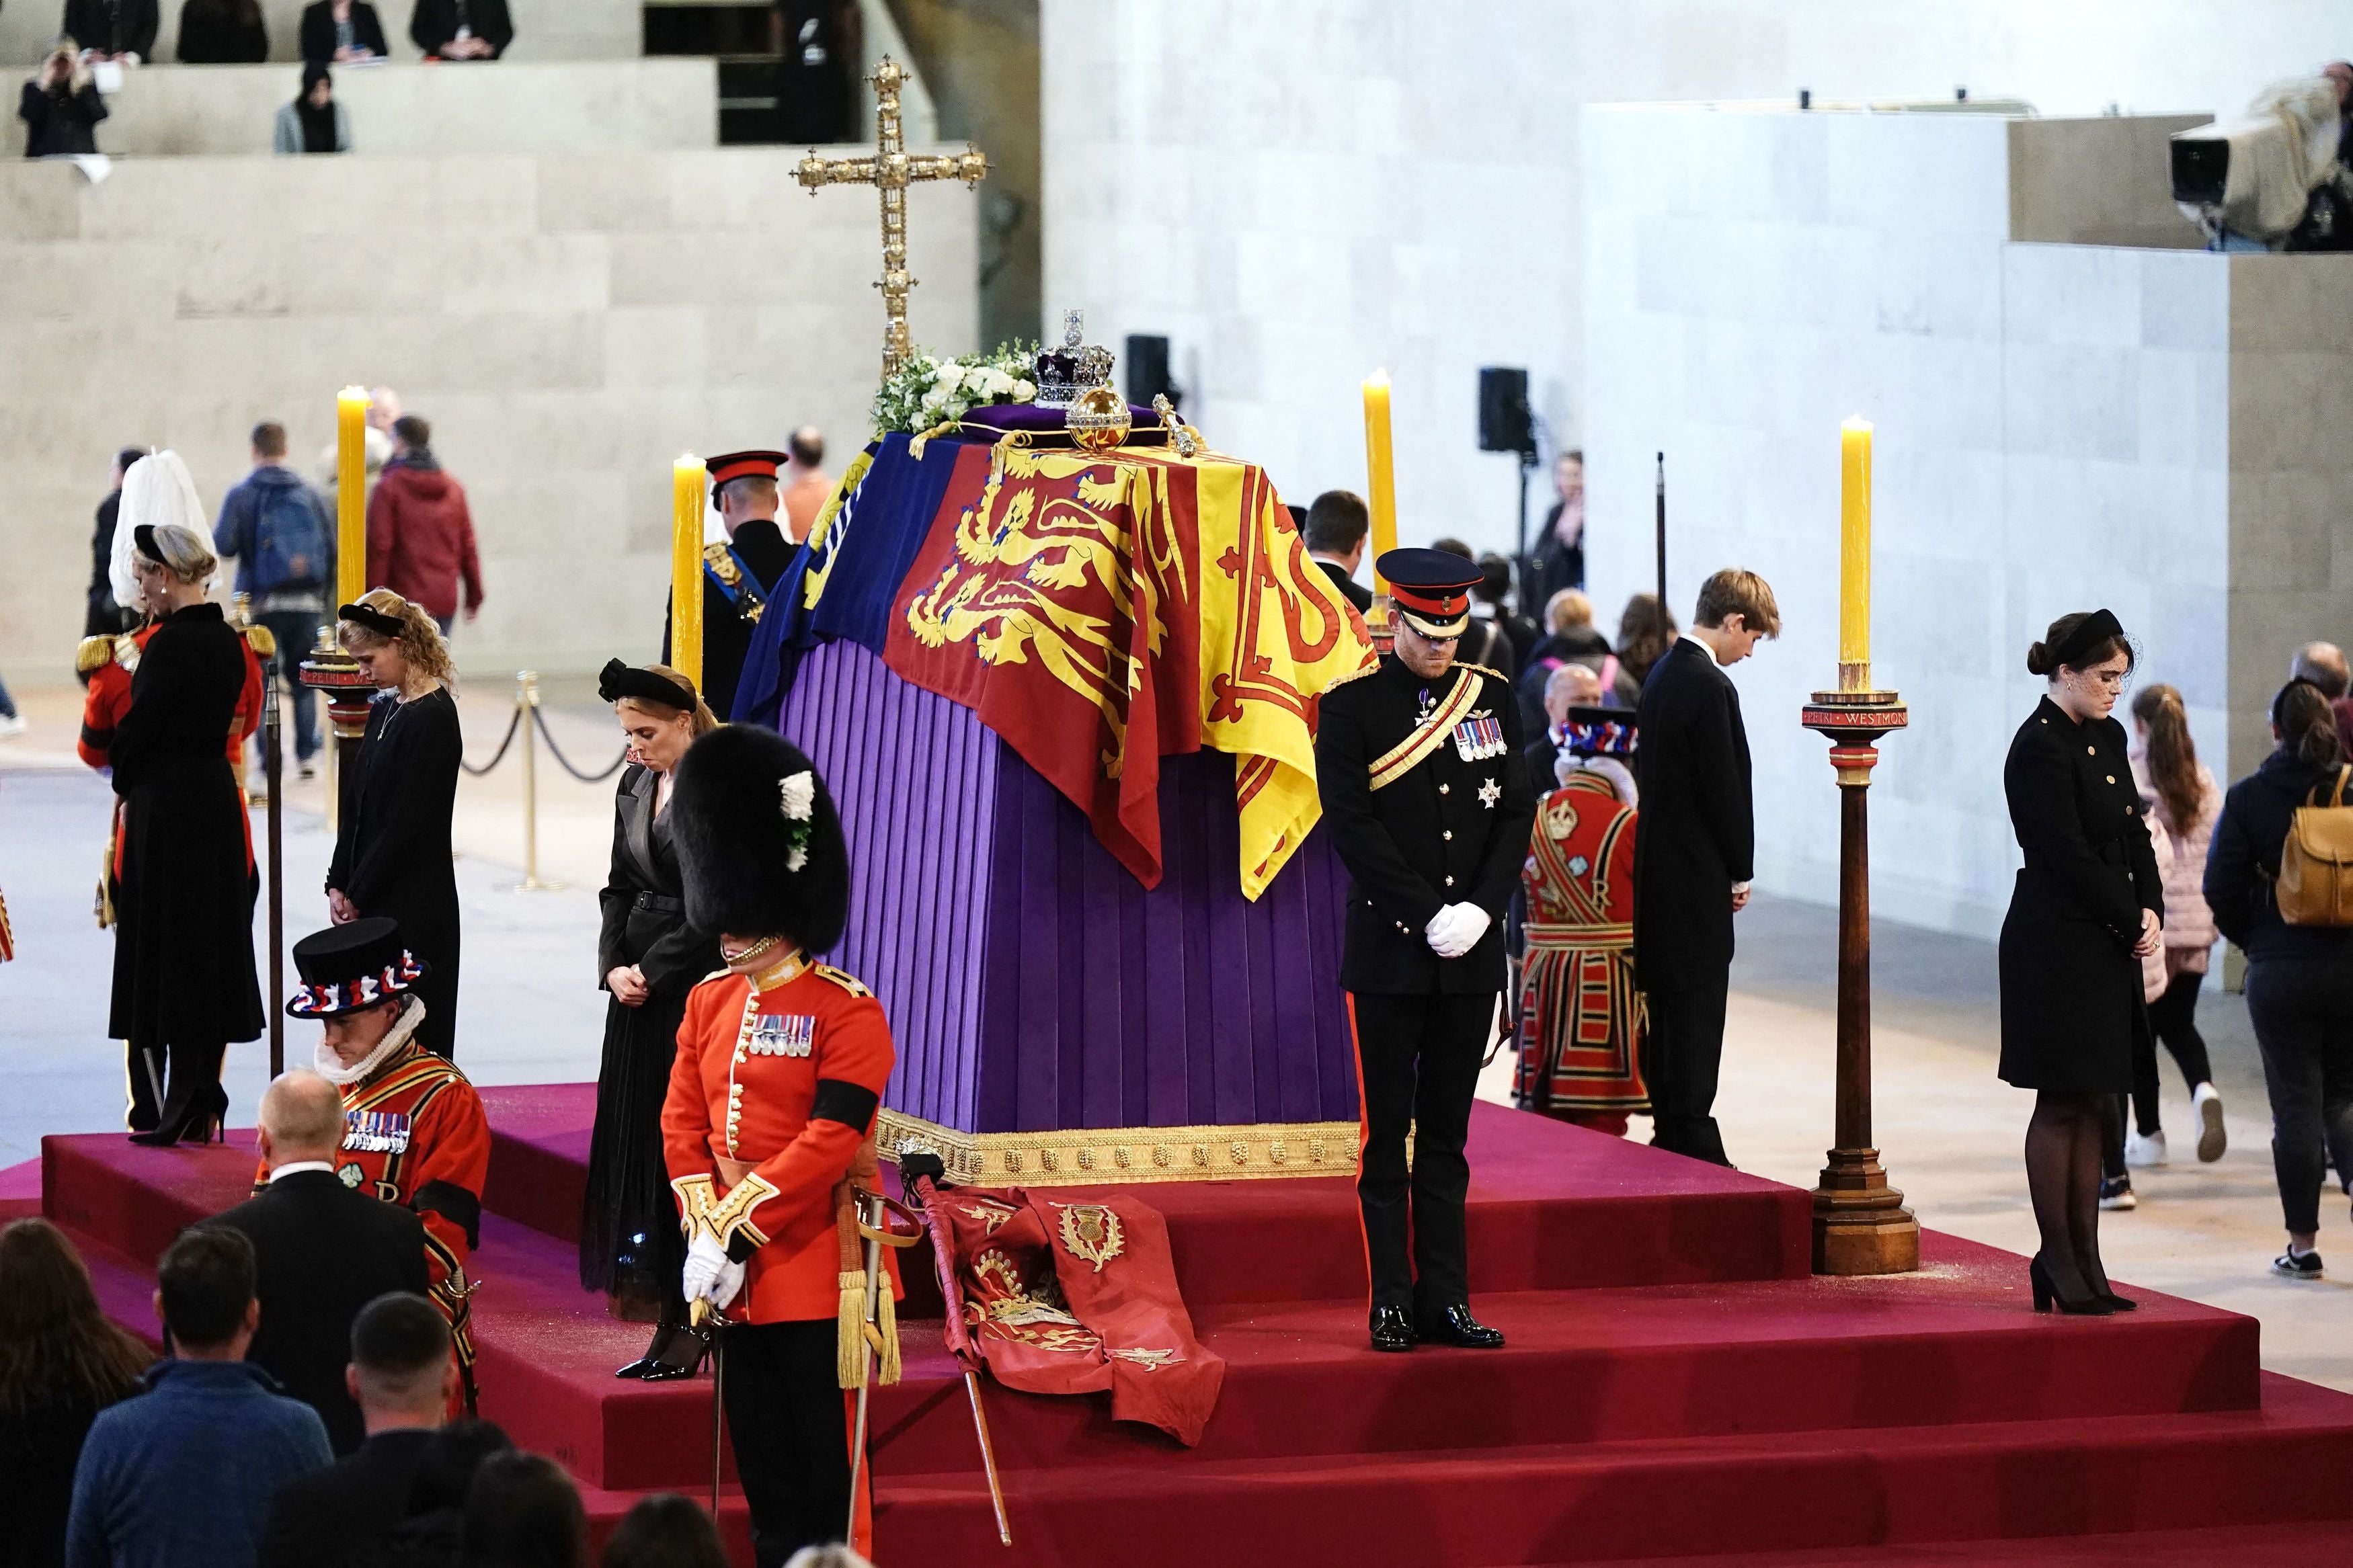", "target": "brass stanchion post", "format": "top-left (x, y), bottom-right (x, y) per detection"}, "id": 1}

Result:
top-left (506, 671), bottom-right (563, 893)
